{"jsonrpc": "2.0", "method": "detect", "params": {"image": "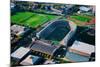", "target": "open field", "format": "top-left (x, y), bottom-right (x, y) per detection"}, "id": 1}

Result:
top-left (11, 12), bottom-right (59, 28)
top-left (70, 15), bottom-right (91, 22)
top-left (68, 14), bottom-right (95, 26)
top-left (11, 12), bottom-right (33, 23)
